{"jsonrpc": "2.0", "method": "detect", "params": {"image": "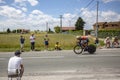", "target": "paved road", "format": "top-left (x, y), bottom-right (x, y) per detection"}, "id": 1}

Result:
top-left (0, 48), bottom-right (120, 80)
